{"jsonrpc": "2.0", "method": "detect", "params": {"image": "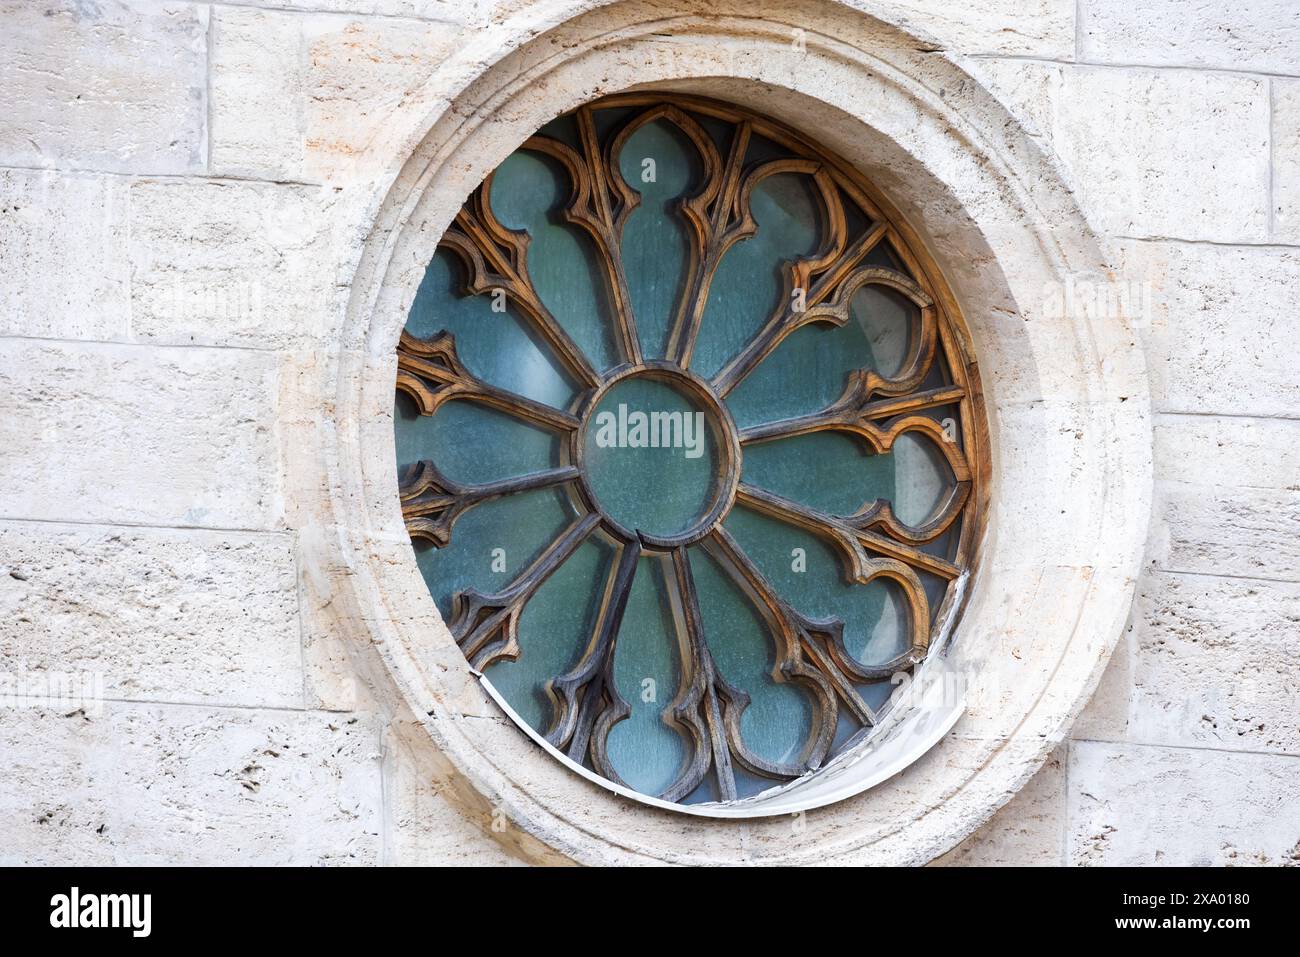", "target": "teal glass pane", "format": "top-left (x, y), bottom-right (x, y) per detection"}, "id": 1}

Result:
top-left (742, 431), bottom-right (894, 517)
top-left (892, 430), bottom-right (956, 527)
top-left (394, 391), bottom-right (560, 486)
top-left (489, 150), bottom-right (620, 372)
top-left (605, 554), bottom-right (687, 795)
top-left (405, 248), bottom-right (575, 410)
top-left (615, 120), bottom-right (702, 359)
top-left (689, 547), bottom-right (814, 766)
top-left (485, 536), bottom-right (612, 730)
top-left (723, 505), bottom-right (911, 670)
top-left (413, 486), bottom-right (576, 618)
top-left (582, 376), bottom-right (719, 539)
top-left (726, 279), bottom-right (919, 429)
top-left (691, 173), bottom-right (822, 379)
